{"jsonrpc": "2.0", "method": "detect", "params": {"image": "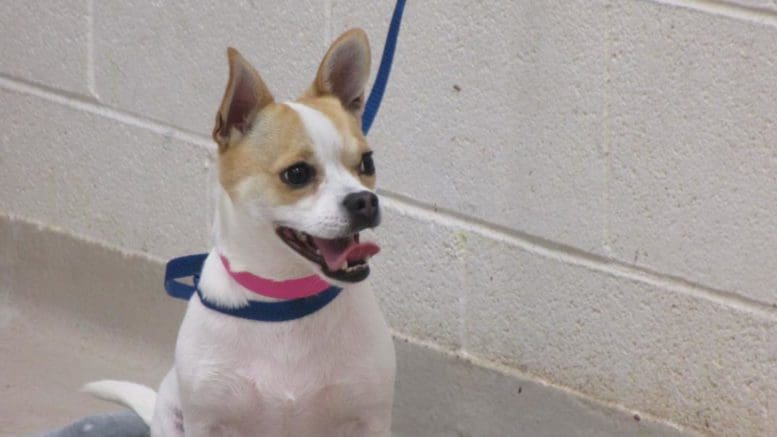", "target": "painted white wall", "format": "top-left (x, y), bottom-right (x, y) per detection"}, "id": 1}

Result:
top-left (1, 1), bottom-right (776, 434)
